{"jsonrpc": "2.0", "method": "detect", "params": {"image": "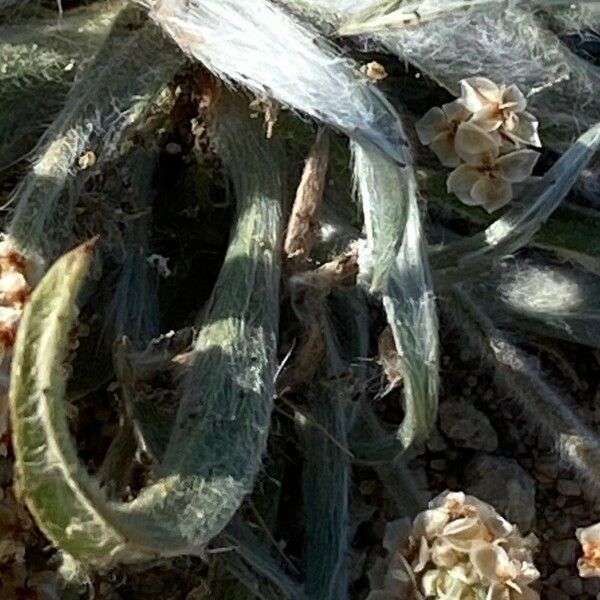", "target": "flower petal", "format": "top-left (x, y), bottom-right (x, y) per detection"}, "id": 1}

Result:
top-left (455, 122), bottom-right (499, 163)
top-left (471, 175), bottom-right (513, 213)
top-left (501, 84), bottom-right (527, 112)
top-left (447, 165), bottom-right (481, 205)
top-left (431, 537), bottom-right (459, 569)
top-left (471, 106), bottom-right (503, 133)
top-left (578, 558), bottom-right (600, 579)
top-left (576, 522), bottom-right (600, 578)
top-left (412, 509), bottom-right (450, 540)
top-left (460, 76), bottom-right (501, 111)
top-left (495, 150), bottom-right (540, 183)
top-left (577, 523), bottom-right (600, 546)
top-left (505, 112), bottom-right (541, 147)
top-left (442, 100), bottom-right (472, 123)
top-left (421, 569), bottom-right (440, 596)
top-left (416, 106), bottom-right (448, 145)
top-left (442, 517), bottom-right (490, 551)
top-left (465, 495), bottom-right (514, 539)
top-left (470, 540), bottom-right (516, 583)
top-left (413, 537), bottom-right (430, 573)
top-left (430, 132), bottom-right (462, 167)
top-left (487, 583), bottom-right (510, 600)
top-left (430, 491), bottom-right (466, 511)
